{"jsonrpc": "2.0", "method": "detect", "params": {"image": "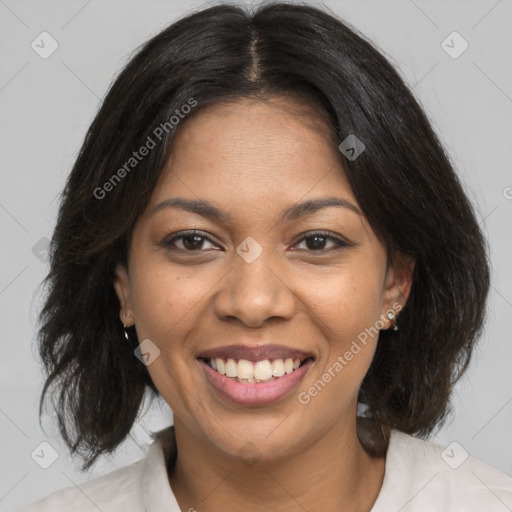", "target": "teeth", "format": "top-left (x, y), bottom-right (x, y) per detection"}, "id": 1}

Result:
top-left (216, 359), bottom-right (225, 375)
top-left (237, 359), bottom-right (253, 380)
top-left (271, 359), bottom-right (285, 377)
top-left (254, 360), bottom-right (273, 381)
top-left (210, 357), bottom-right (304, 382)
top-left (284, 358), bottom-right (294, 374)
top-left (225, 359), bottom-right (238, 378)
